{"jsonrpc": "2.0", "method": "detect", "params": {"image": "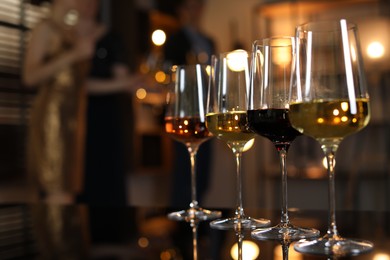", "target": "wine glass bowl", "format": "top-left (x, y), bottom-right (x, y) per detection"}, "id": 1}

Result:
top-left (290, 20), bottom-right (373, 256)
top-left (248, 37), bottom-right (320, 241)
top-left (206, 50), bottom-right (271, 230)
top-left (164, 64), bottom-right (221, 222)
top-left (164, 117), bottom-right (210, 151)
